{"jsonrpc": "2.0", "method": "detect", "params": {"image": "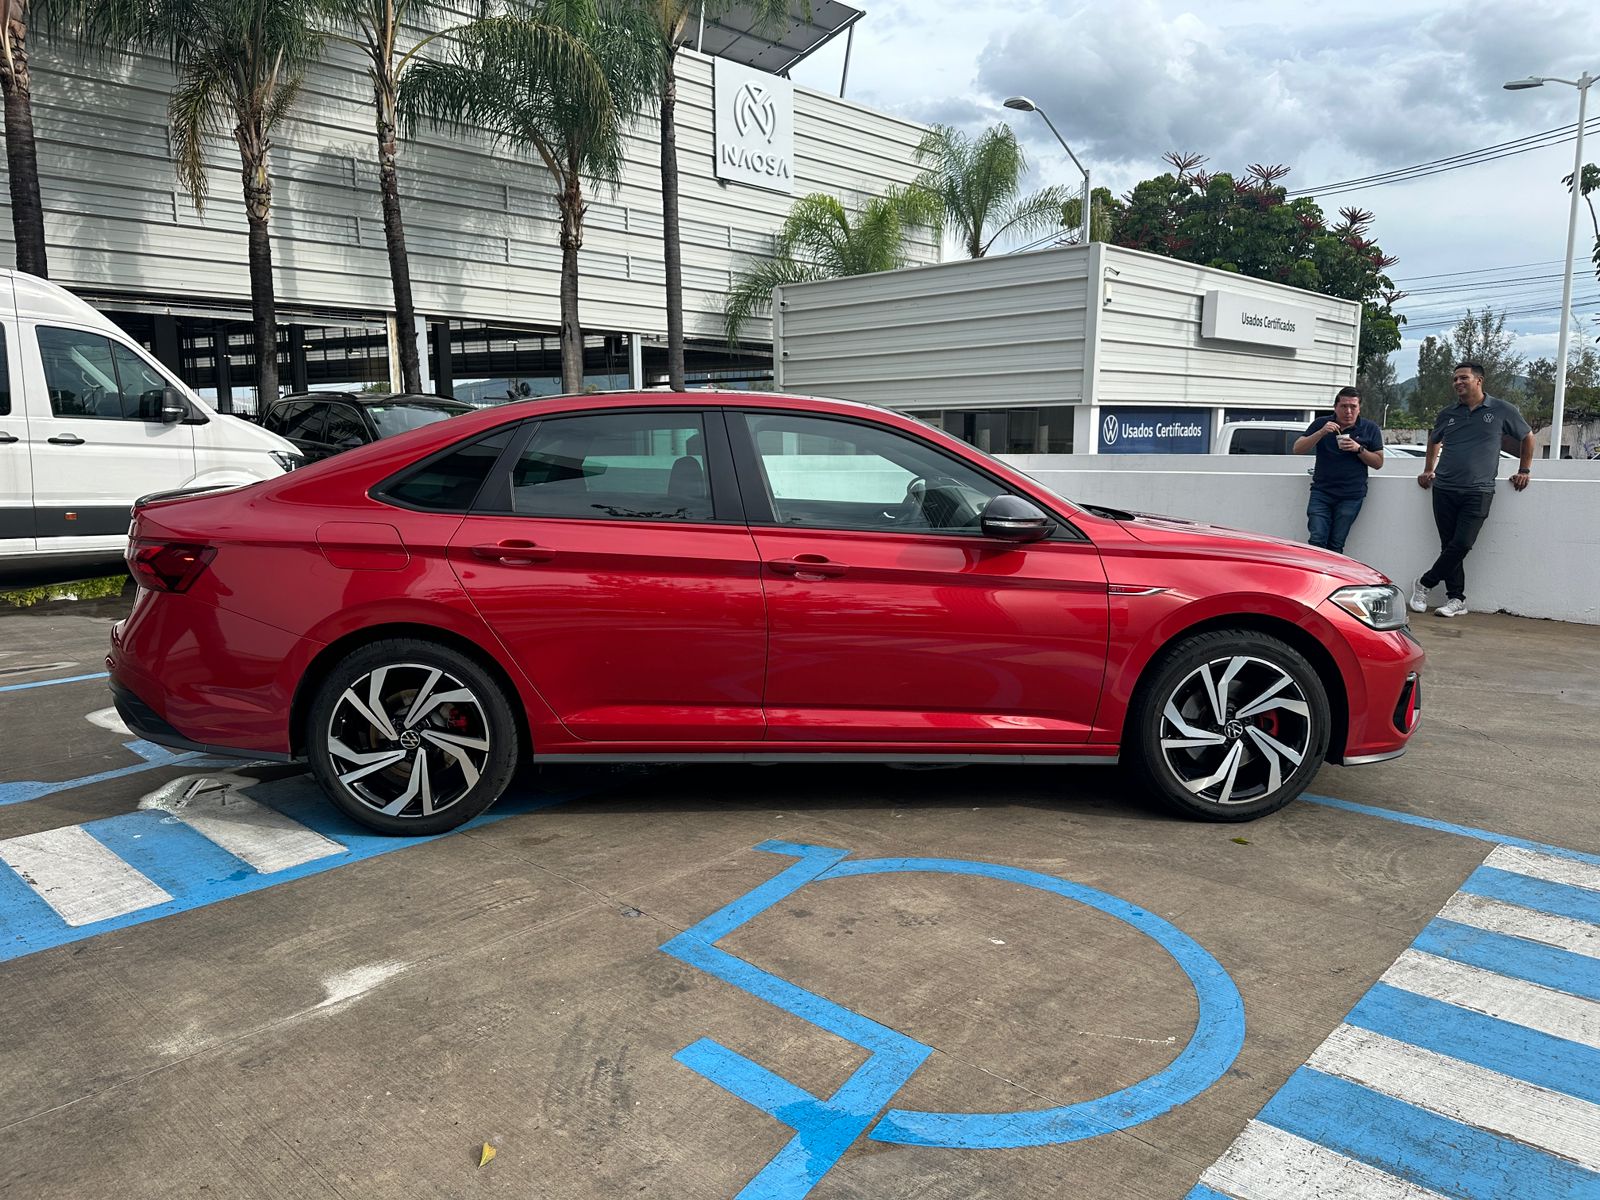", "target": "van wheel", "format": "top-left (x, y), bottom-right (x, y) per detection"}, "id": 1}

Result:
top-left (307, 639), bottom-right (520, 836)
top-left (1128, 630), bottom-right (1329, 821)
